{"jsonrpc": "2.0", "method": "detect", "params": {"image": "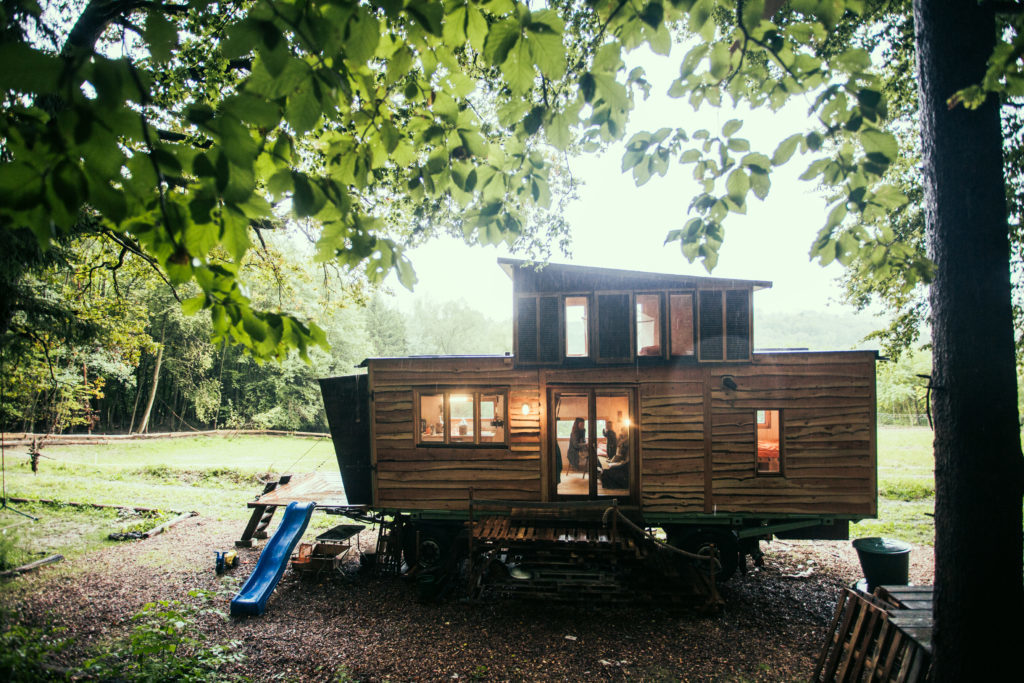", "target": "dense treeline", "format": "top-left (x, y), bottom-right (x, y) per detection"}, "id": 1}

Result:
top-left (0, 234), bottom-right (509, 435)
